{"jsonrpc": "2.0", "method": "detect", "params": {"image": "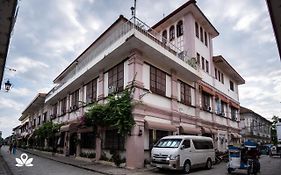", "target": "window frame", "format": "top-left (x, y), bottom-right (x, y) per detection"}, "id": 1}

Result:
top-left (205, 60), bottom-right (209, 73)
top-left (70, 89), bottom-right (79, 110)
top-left (169, 25), bottom-right (175, 41)
top-left (86, 78), bottom-right (97, 104)
top-left (202, 92), bottom-right (211, 111)
top-left (162, 30), bottom-right (167, 44)
top-left (60, 97), bottom-right (67, 115)
top-left (195, 22), bottom-right (199, 38)
top-left (180, 81), bottom-right (192, 106)
top-left (108, 62), bottom-right (124, 93)
top-left (230, 80), bottom-right (234, 91)
top-left (204, 31), bottom-right (208, 46)
top-left (201, 57), bottom-right (205, 70)
top-left (150, 66), bottom-right (166, 96)
top-left (200, 27), bottom-right (204, 42)
top-left (176, 20), bottom-right (183, 37)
